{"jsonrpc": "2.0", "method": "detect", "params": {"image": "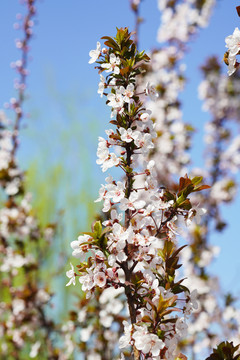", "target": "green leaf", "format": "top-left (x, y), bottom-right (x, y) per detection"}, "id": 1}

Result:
top-left (164, 190), bottom-right (176, 202)
top-left (92, 220), bottom-right (102, 238)
top-left (178, 199), bottom-right (192, 210)
top-left (191, 176), bottom-right (203, 186)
